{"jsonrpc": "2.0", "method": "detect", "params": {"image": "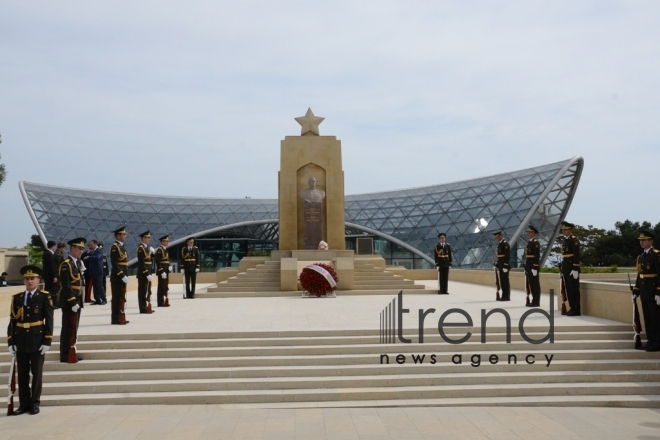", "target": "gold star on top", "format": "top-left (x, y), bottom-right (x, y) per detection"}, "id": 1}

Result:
top-left (295, 108), bottom-right (324, 136)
